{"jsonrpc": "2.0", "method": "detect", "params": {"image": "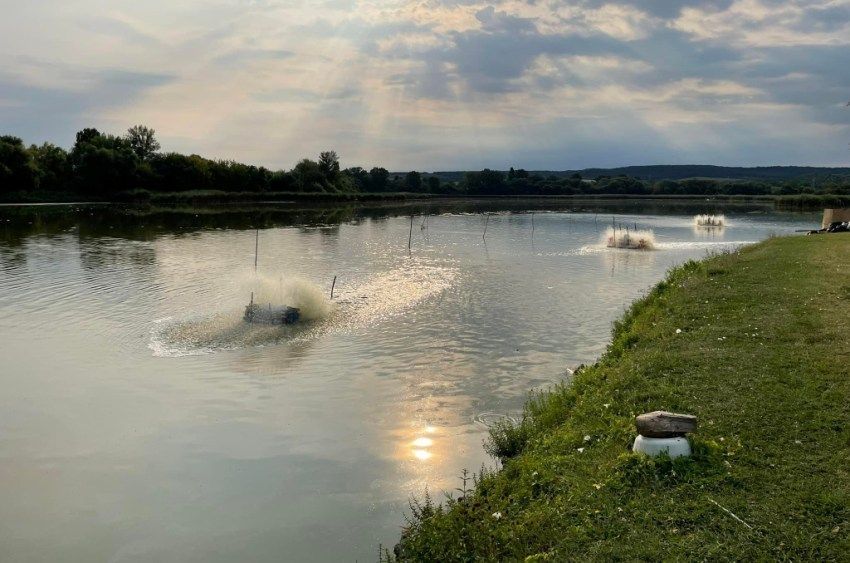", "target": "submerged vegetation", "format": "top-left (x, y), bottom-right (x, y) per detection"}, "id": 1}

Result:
top-left (3, 128), bottom-right (850, 203)
top-left (391, 235), bottom-right (850, 561)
